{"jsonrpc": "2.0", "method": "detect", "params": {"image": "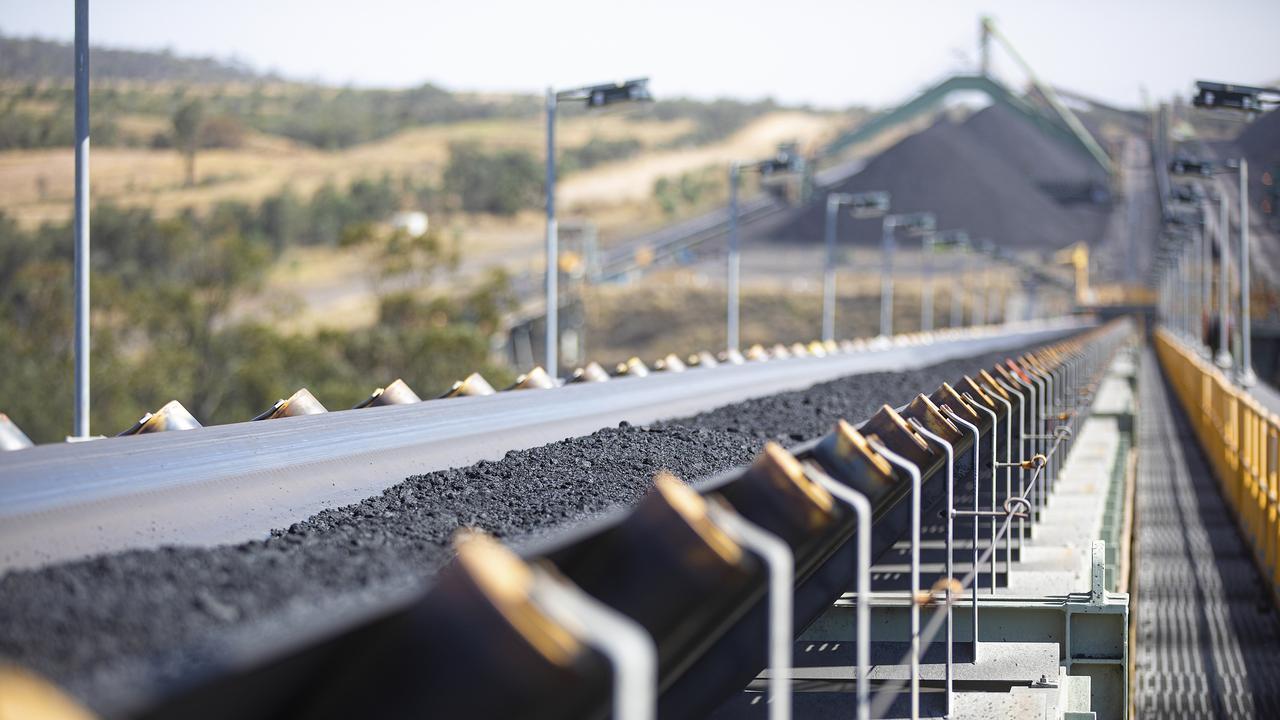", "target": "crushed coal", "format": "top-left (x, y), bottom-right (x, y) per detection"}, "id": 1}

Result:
top-left (0, 339), bottom-right (1062, 712)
